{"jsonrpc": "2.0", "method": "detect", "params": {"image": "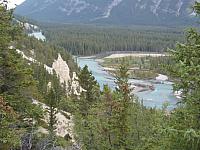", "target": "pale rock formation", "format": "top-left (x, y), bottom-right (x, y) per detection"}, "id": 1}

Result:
top-left (52, 54), bottom-right (71, 86)
top-left (44, 64), bottom-right (53, 74)
top-left (15, 49), bottom-right (54, 75)
top-left (16, 50), bottom-right (83, 95)
top-left (37, 126), bottom-right (49, 135)
top-left (47, 82), bottom-right (52, 90)
top-left (51, 55), bottom-right (84, 95)
top-left (32, 99), bottom-right (74, 142)
top-left (16, 49), bottom-right (37, 63)
top-left (30, 49), bottom-right (35, 56)
top-left (71, 72), bottom-right (85, 95)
